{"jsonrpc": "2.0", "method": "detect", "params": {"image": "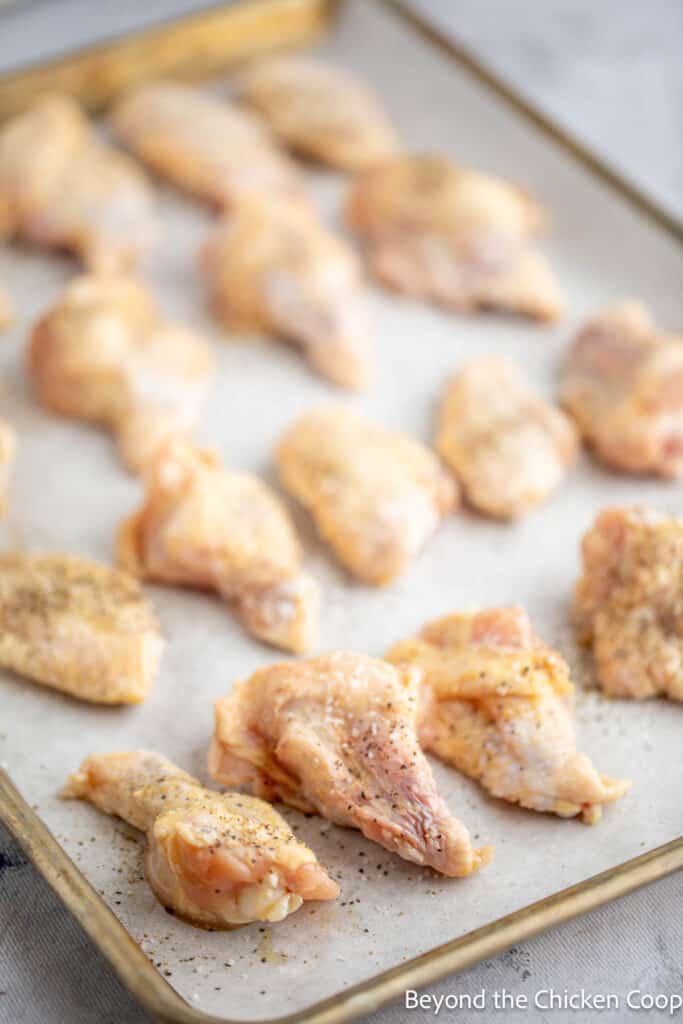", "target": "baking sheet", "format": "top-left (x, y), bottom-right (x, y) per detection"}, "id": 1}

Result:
top-left (1, 0), bottom-right (683, 1021)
